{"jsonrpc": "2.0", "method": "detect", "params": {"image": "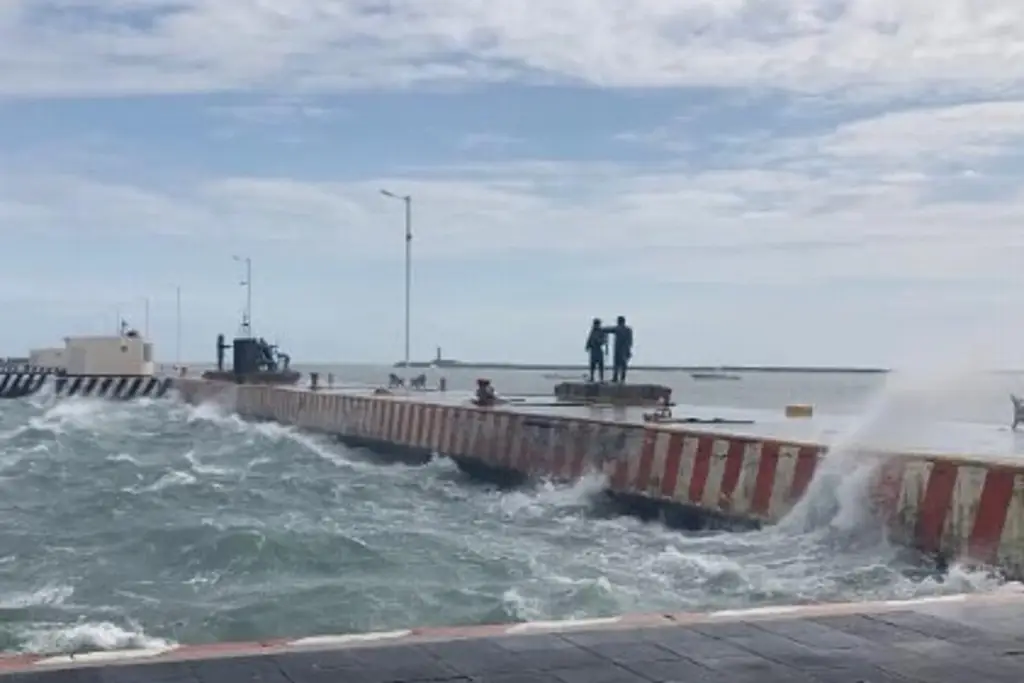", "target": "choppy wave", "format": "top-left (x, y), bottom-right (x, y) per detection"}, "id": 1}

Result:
top-left (0, 394), bottom-right (1003, 655)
